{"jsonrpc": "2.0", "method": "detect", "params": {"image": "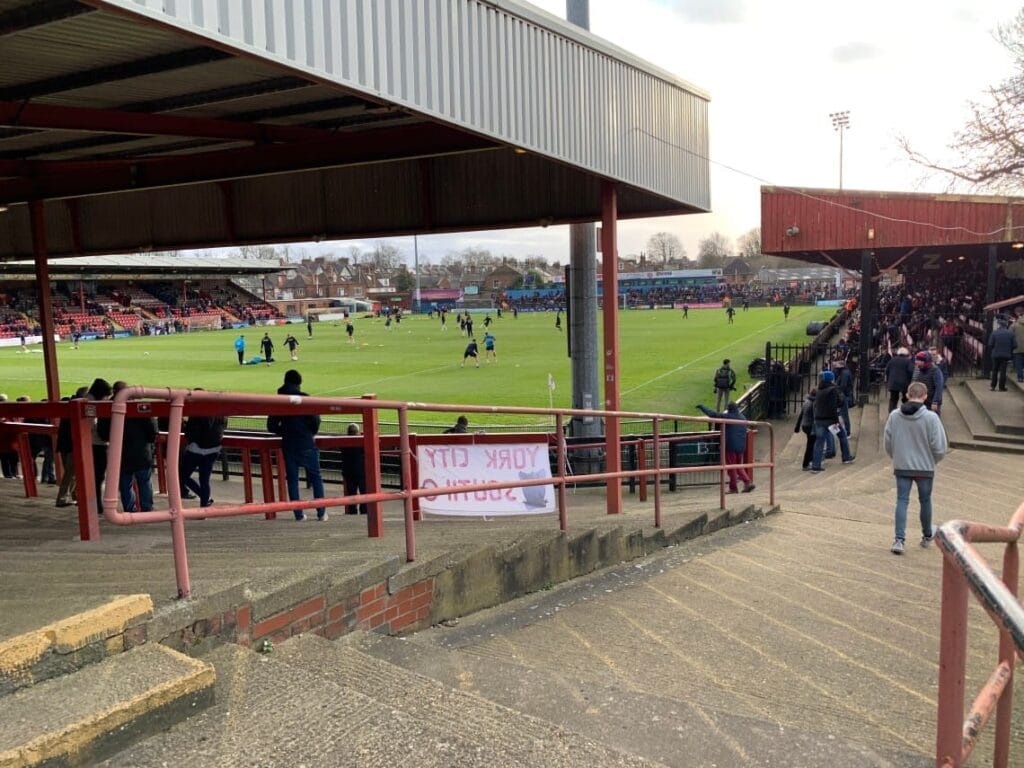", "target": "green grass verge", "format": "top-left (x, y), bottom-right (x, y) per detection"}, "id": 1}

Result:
top-left (4, 306), bottom-right (828, 426)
